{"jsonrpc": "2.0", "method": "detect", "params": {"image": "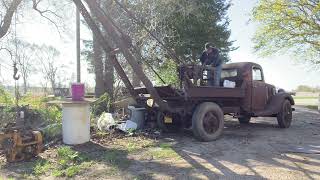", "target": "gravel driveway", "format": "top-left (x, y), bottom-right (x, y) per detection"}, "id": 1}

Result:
top-left (130, 106), bottom-right (320, 179)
